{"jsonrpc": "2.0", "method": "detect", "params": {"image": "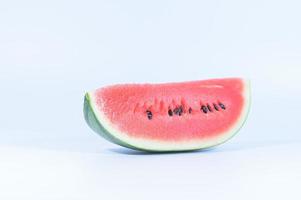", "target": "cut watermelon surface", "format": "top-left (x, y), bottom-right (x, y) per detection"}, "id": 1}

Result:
top-left (84, 78), bottom-right (251, 152)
